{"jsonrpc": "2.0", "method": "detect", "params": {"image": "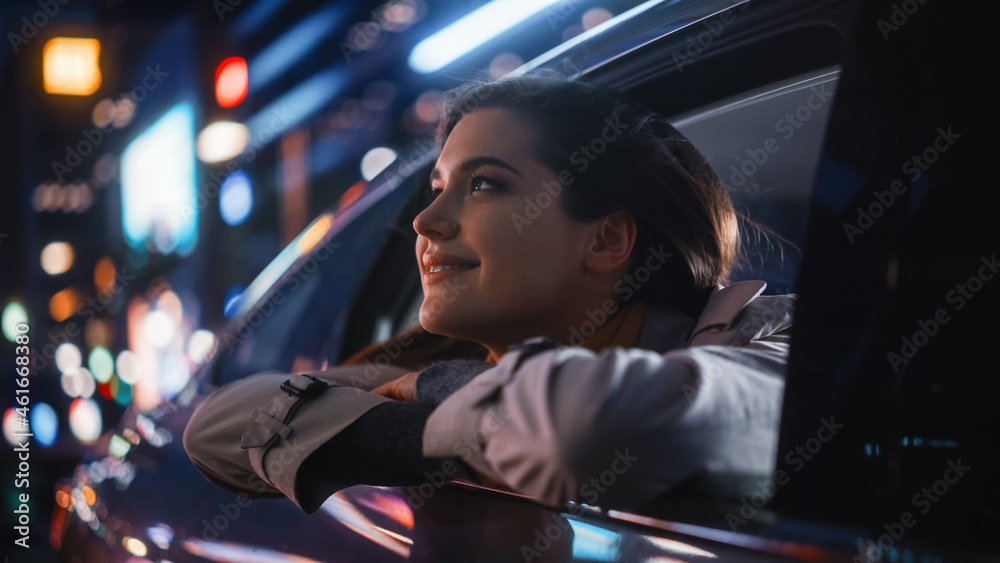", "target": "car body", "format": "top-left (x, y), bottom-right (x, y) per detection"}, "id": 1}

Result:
top-left (53, 0), bottom-right (1000, 561)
